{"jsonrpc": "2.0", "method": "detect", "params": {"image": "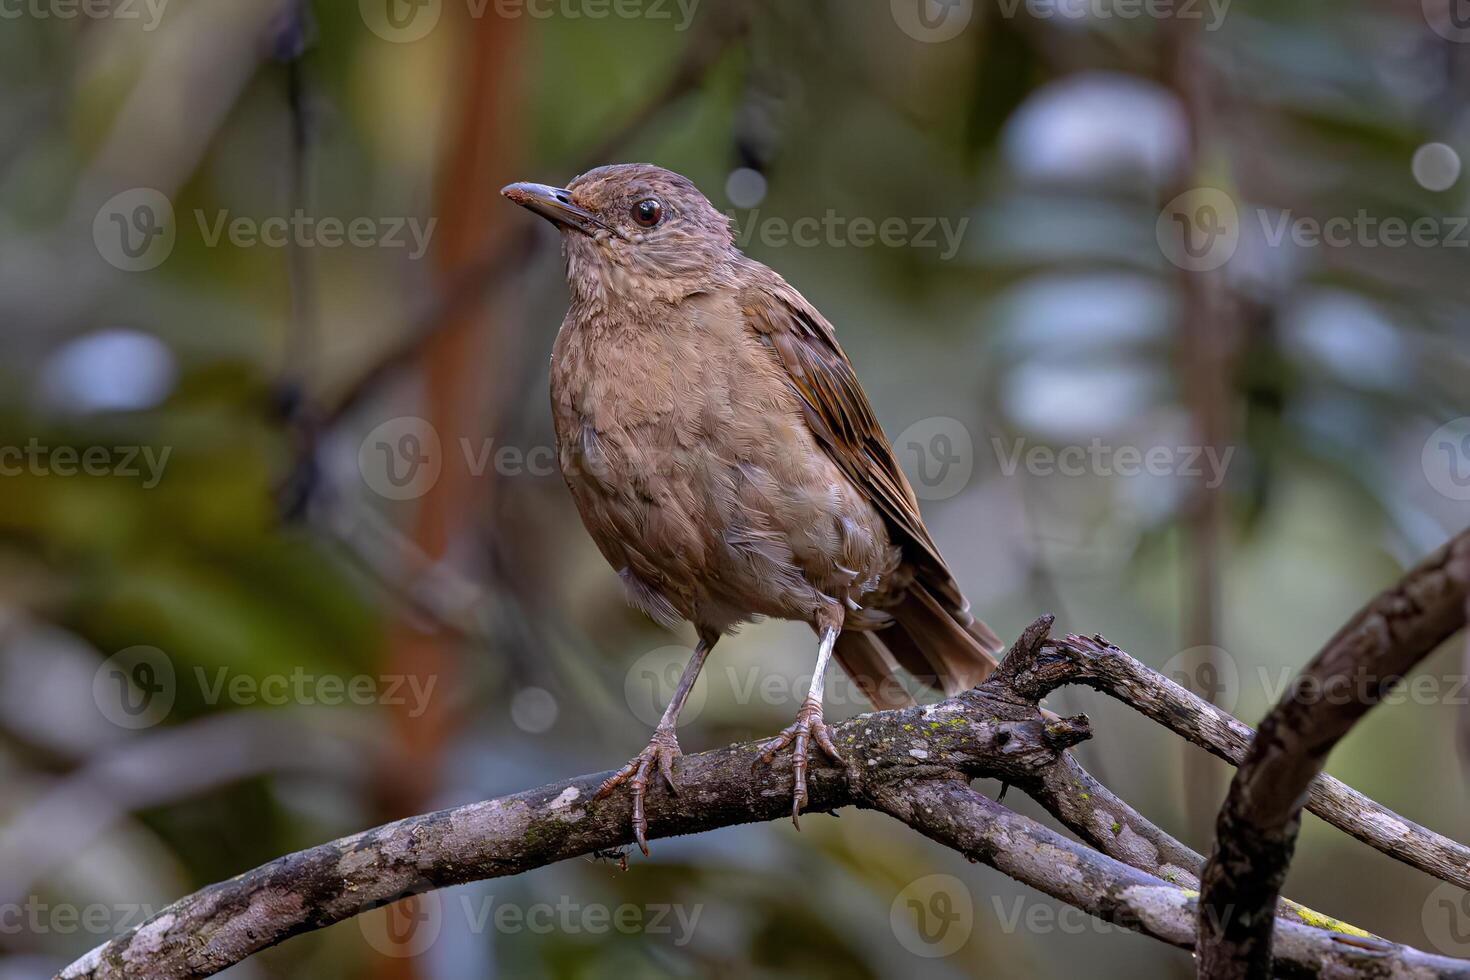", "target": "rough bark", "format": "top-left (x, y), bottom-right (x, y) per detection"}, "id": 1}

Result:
top-left (872, 778), bottom-right (1470, 980)
top-left (58, 550), bottom-right (1470, 980)
top-left (1001, 624), bottom-right (1470, 890)
top-left (59, 695), bottom-right (1085, 980)
top-left (1197, 530), bottom-right (1470, 979)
